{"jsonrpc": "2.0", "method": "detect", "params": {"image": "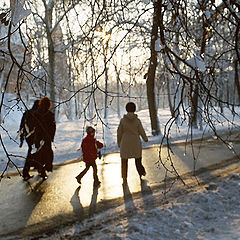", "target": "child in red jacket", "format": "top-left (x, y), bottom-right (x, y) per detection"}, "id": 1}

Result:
top-left (76, 126), bottom-right (103, 187)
